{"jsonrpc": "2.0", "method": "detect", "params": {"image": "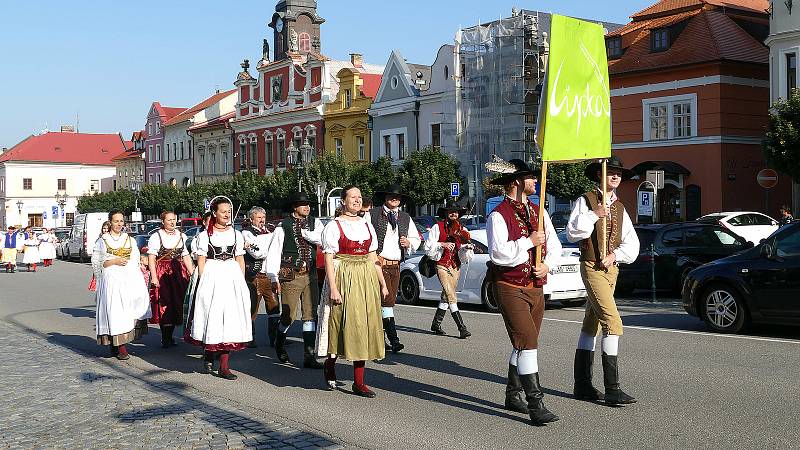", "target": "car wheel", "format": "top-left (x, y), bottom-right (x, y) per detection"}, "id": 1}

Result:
top-left (398, 271), bottom-right (419, 305)
top-left (678, 266), bottom-right (697, 294)
top-left (481, 280), bottom-right (500, 313)
top-left (701, 284), bottom-right (747, 334)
